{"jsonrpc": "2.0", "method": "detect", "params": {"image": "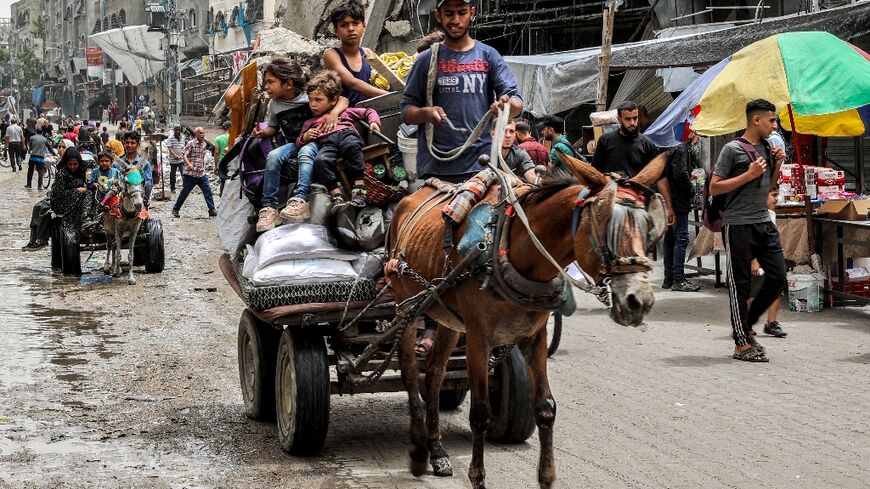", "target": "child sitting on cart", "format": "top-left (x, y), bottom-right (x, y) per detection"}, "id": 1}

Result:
top-left (253, 58), bottom-right (351, 232)
top-left (87, 151), bottom-right (120, 202)
top-left (297, 71), bottom-right (381, 211)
